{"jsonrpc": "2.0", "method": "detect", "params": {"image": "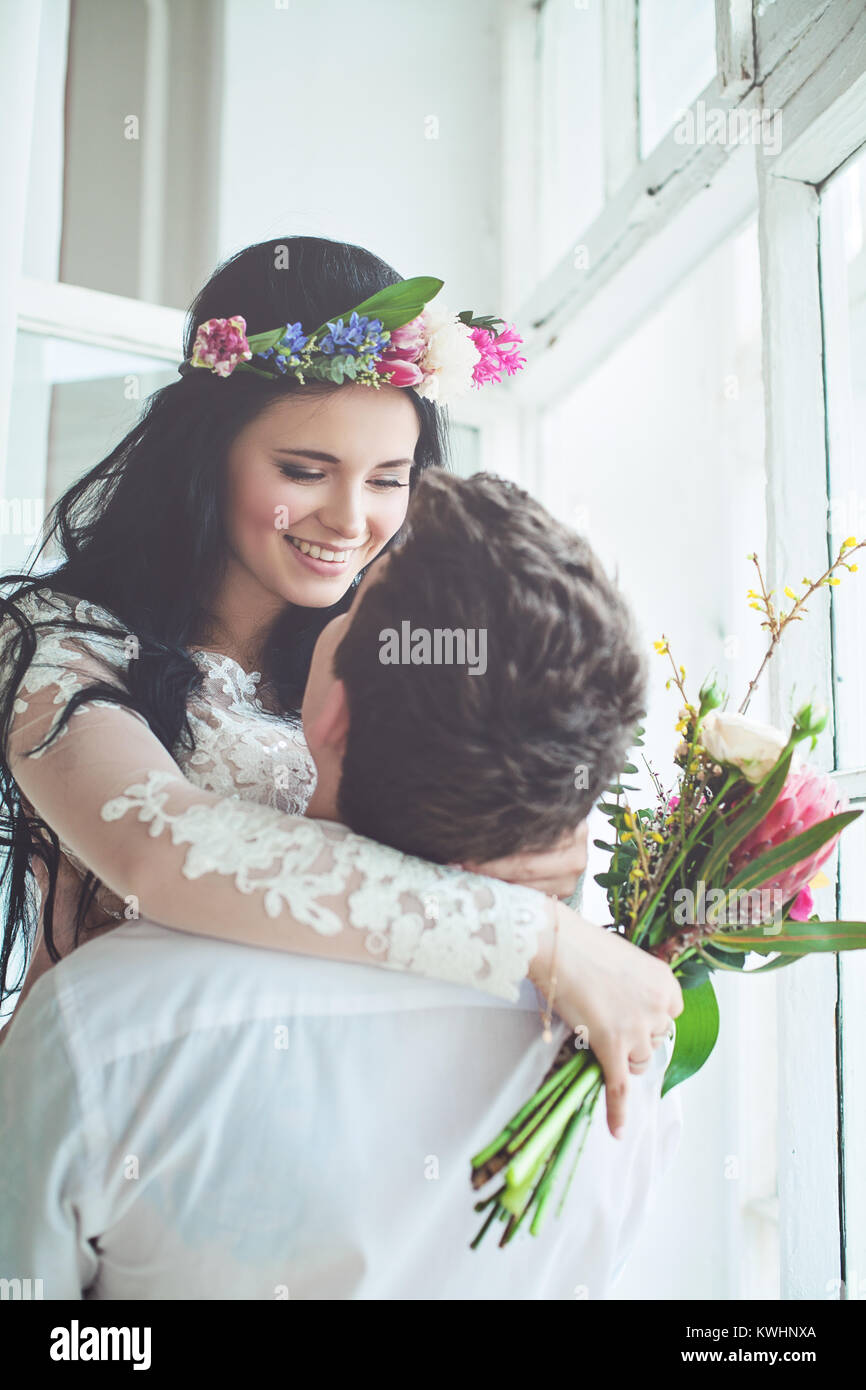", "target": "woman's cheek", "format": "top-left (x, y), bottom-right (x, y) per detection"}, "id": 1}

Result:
top-left (371, 488), bottom-right (411, 543)
top-left (268, 484), bottom-right (315, 538)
